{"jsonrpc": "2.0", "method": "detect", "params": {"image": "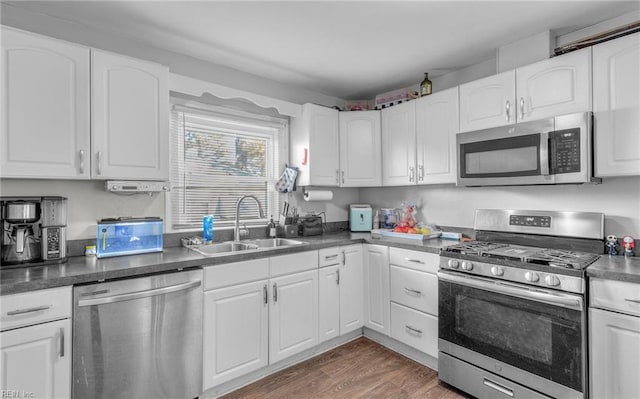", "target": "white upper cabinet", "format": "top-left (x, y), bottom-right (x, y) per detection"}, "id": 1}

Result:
top-left (381, 101), bottom-right (416, 186)
top-left (339, 111), bottom-right (382, 187)
top-left (460, 48), bottom-right (591, 132)
top-left (91, 50), bottom-right (169, 180)
top-left (593, 32), bottom-right (640, 177)
top-left (291, 103), bottom-right (340, 186)
top-left (1, 27), bottom-right (90, 179)
top-left (459, 70), bottom-right (515, 132)
top-left (415, 87), bottom-right (459, 184)
top-left (516, 47), bottom-right (592, 122)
